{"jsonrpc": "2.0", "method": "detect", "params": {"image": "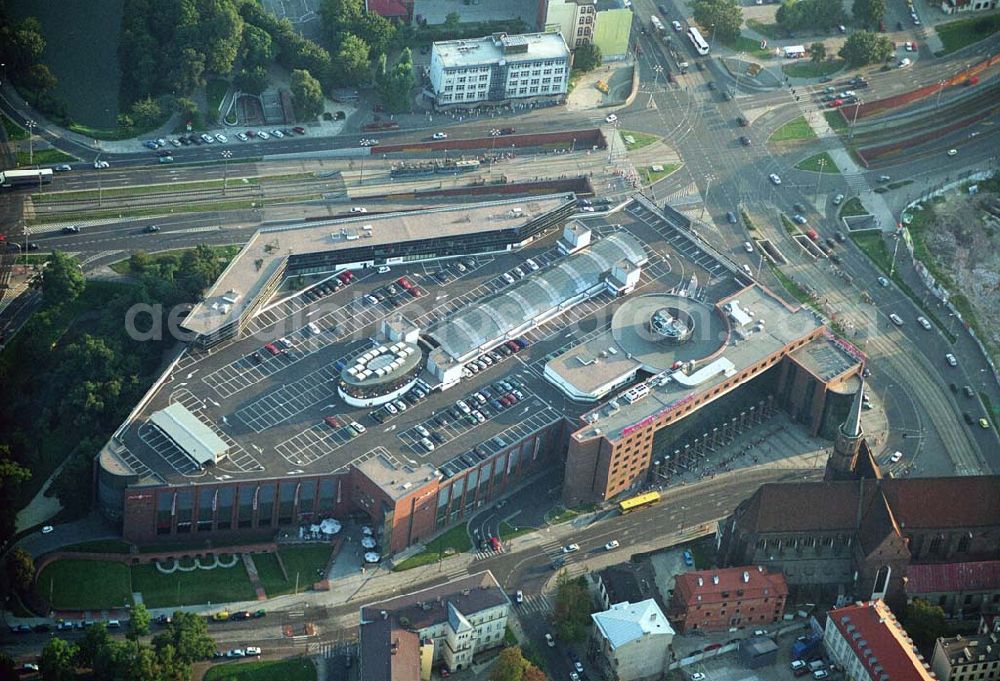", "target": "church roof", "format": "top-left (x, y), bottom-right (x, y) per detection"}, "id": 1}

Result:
top-left (882, 476), bottom-right (1000, 529)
